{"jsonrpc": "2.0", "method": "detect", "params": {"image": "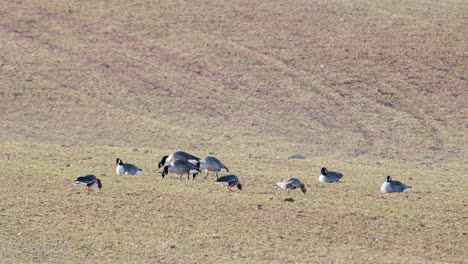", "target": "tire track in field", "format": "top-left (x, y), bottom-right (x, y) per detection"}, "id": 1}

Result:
top-left (0, 23), bottom-right (169, 96)
top-left (5, 0), bottom-right (458, 152)
top-left (199, 33), bottom-right (372, 131)
top-left (199, 33), bottom-right (464, 151)
top-left (275, 29), bottom-right (466, 149)
top-left (0, 2), bottom-right (392, 151)
top-left (1, 1), bottom-right (233, 120)
top-left (330, 51), bottom-right (467, 148)
top-left (0, 22), bottom-right (178, 120)
top-left (3, 0), bottom-right (351, 132)
top-left (0, 30), bottom-right (209, 143)
top-left (197, 33), bottom-right (438, 147)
